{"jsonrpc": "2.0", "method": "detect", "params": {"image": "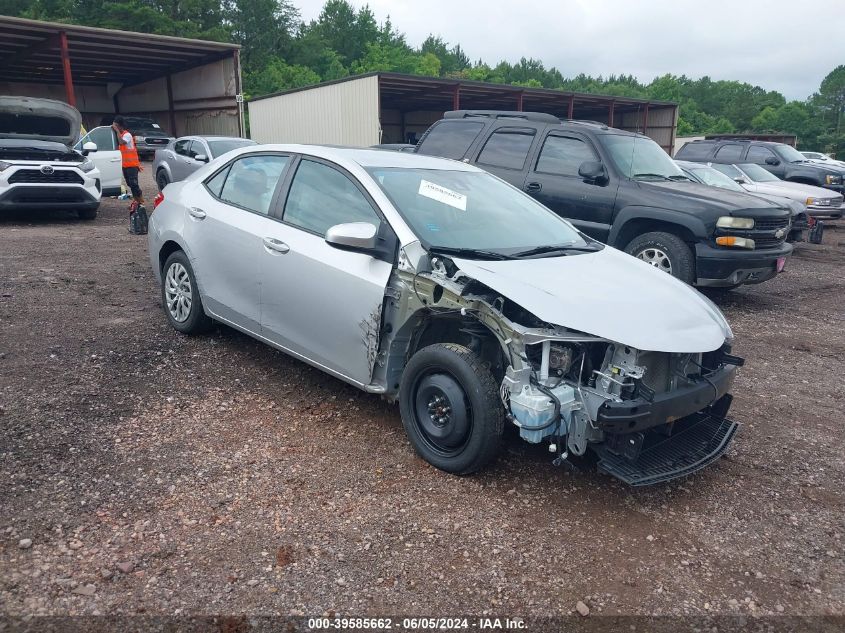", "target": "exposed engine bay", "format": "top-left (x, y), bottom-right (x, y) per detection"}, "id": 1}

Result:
top-left (373, 244), bottom-right (743, 485)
